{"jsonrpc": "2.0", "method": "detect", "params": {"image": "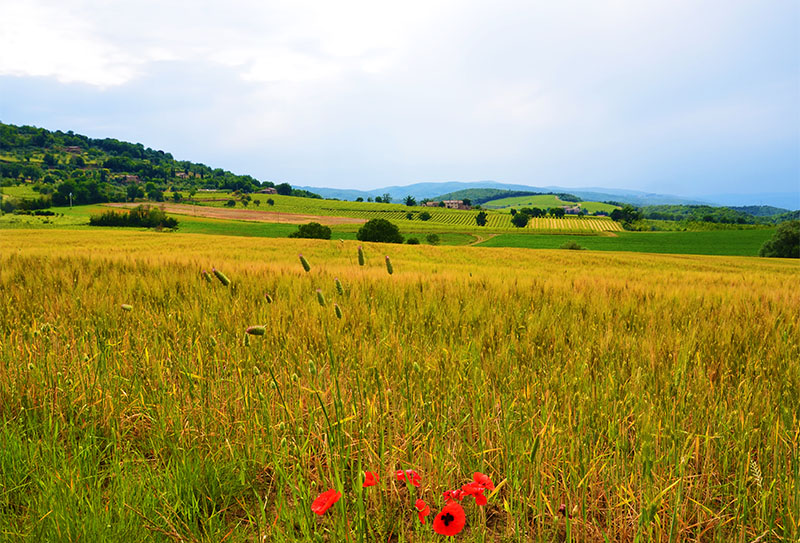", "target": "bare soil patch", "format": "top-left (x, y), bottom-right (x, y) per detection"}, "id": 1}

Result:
top-left (104, 203), bottom-right (366, 226)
